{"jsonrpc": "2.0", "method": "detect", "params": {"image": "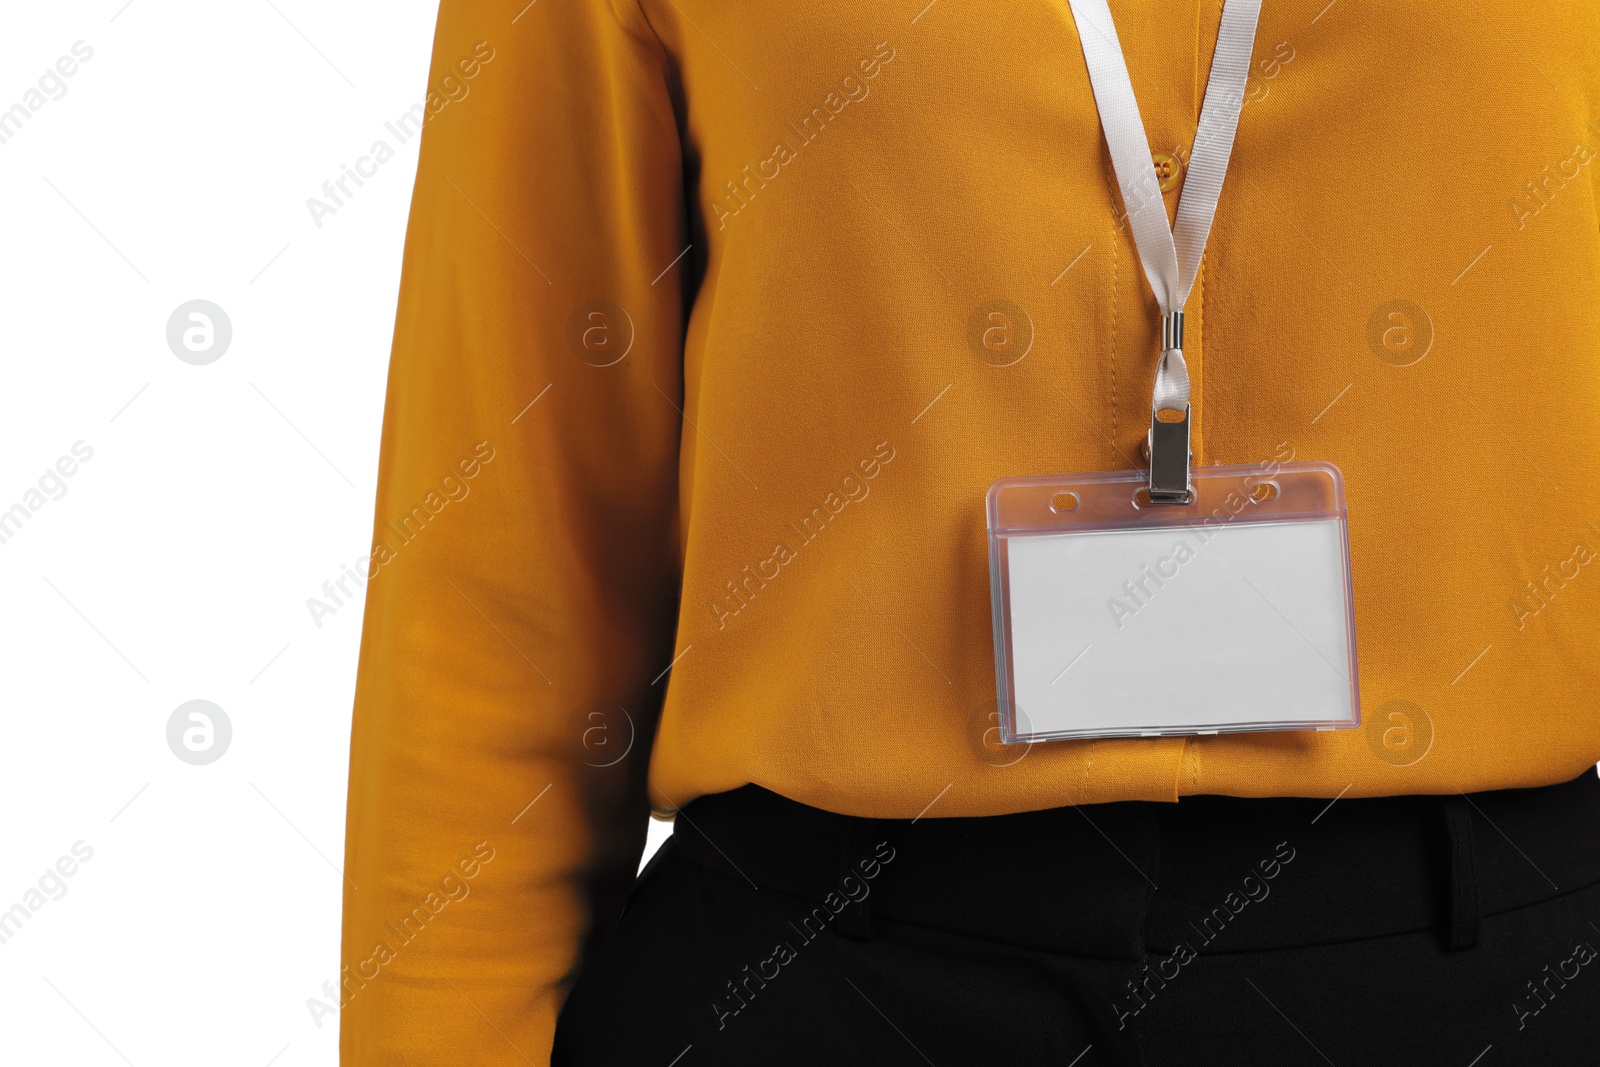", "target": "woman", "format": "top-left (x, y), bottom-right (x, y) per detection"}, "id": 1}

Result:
top-left (340, 0), bottom-right (1600, 1062)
